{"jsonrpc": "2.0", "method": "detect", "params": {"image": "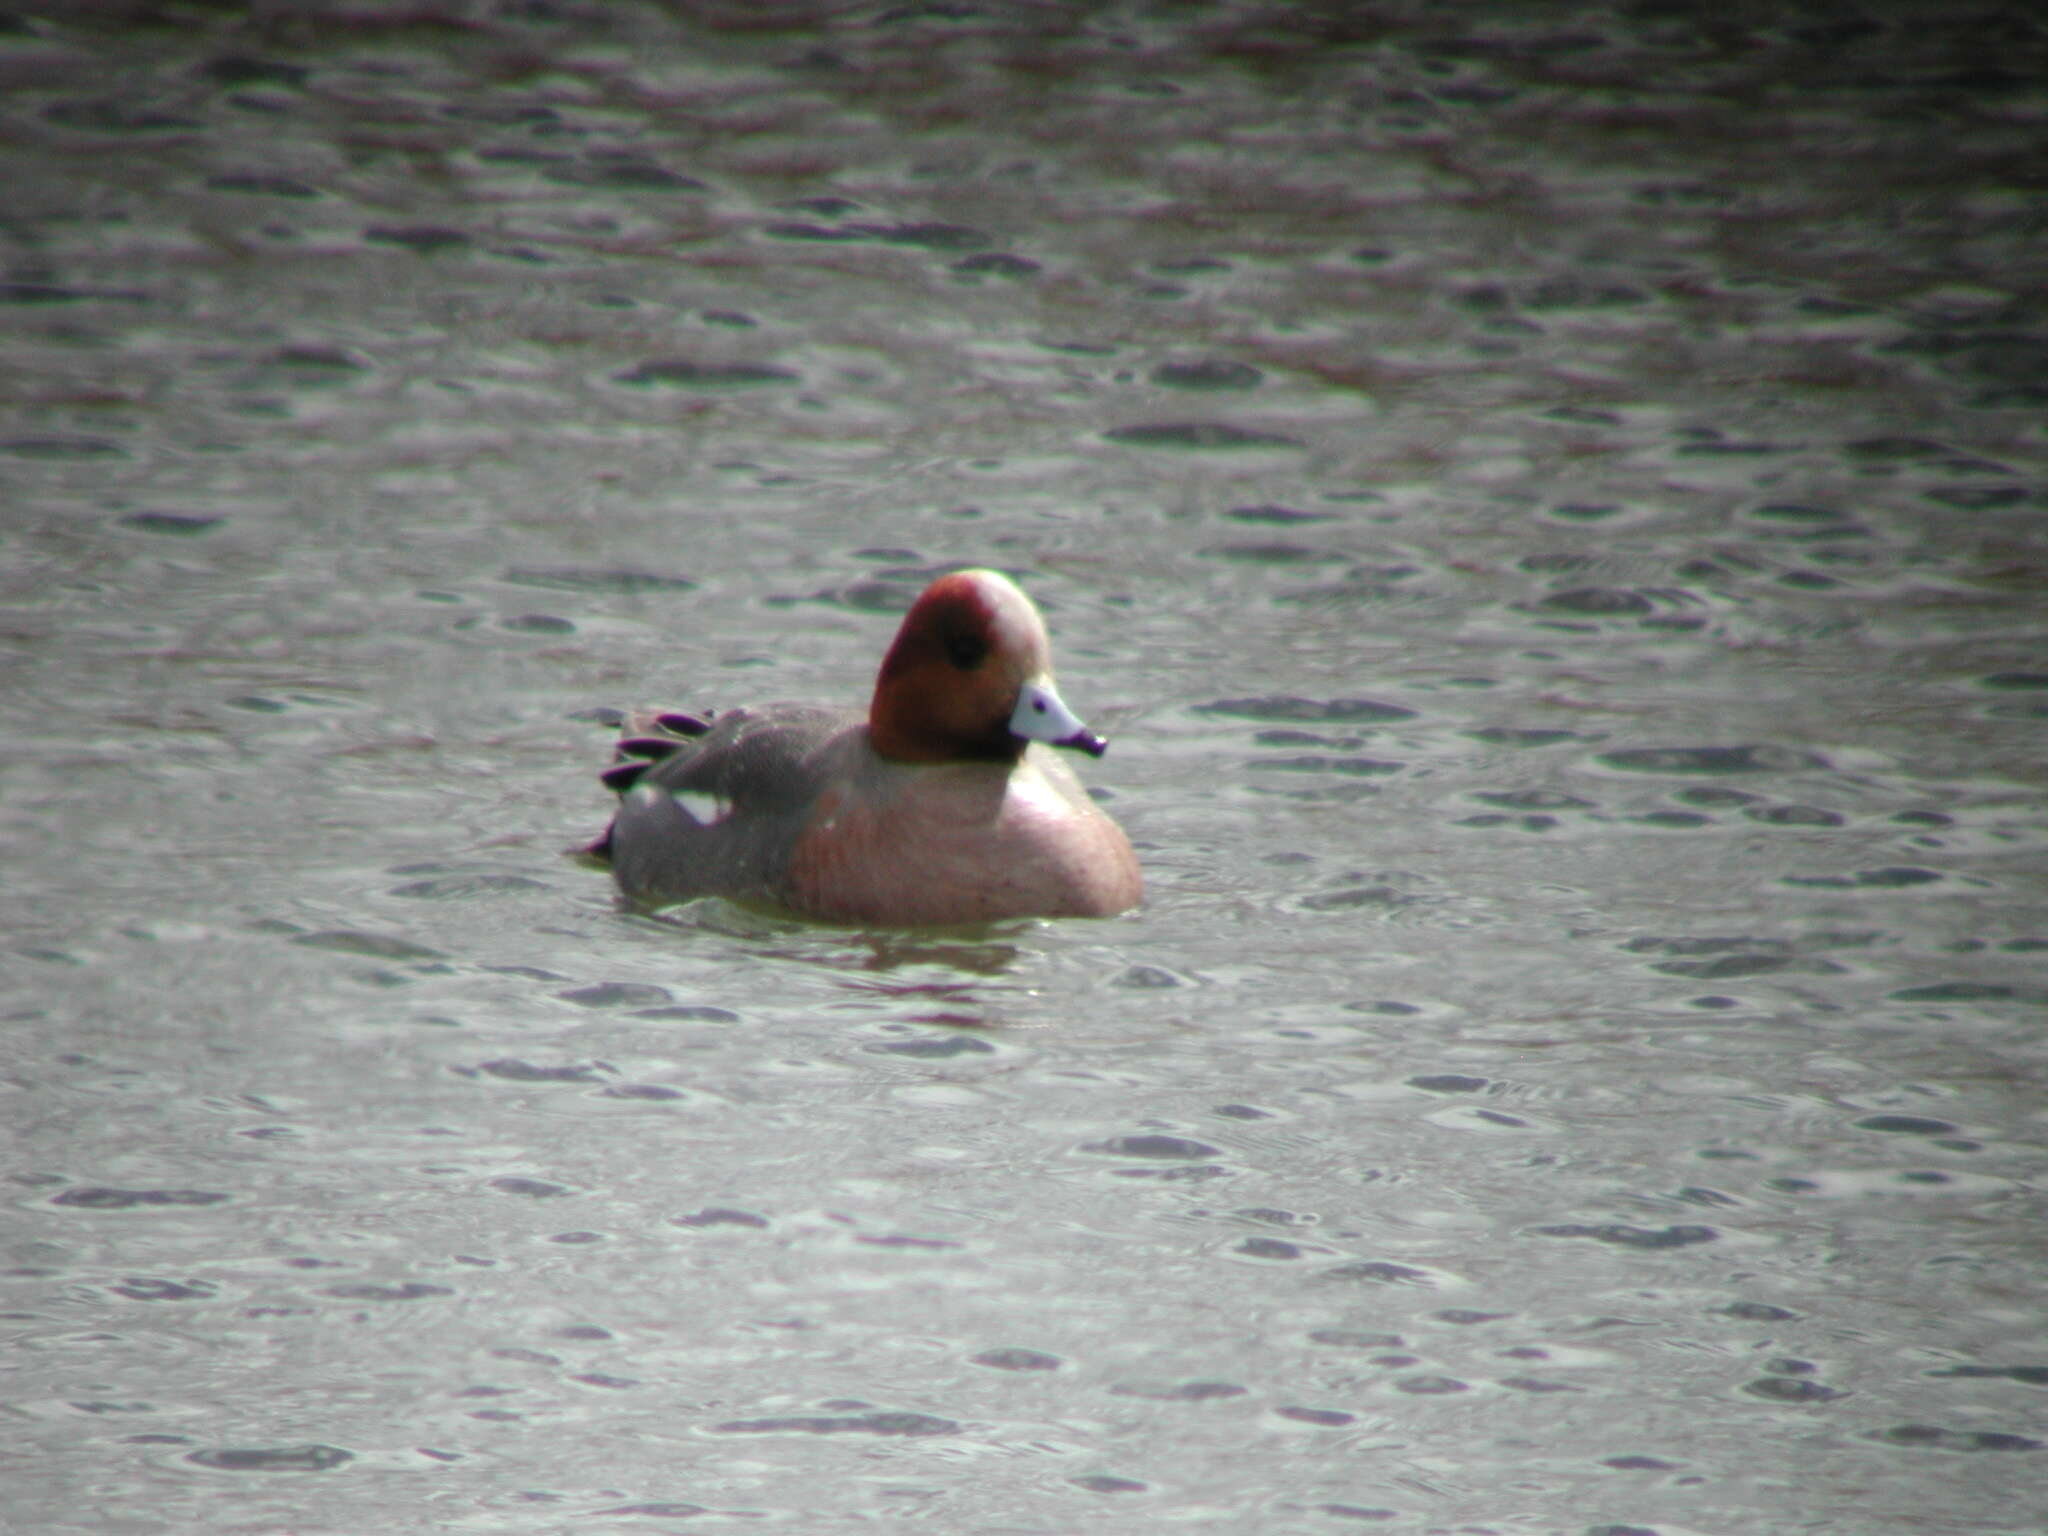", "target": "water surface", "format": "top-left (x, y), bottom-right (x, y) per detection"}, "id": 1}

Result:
top-left (5, 4), bottom-right (2046, 1532)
